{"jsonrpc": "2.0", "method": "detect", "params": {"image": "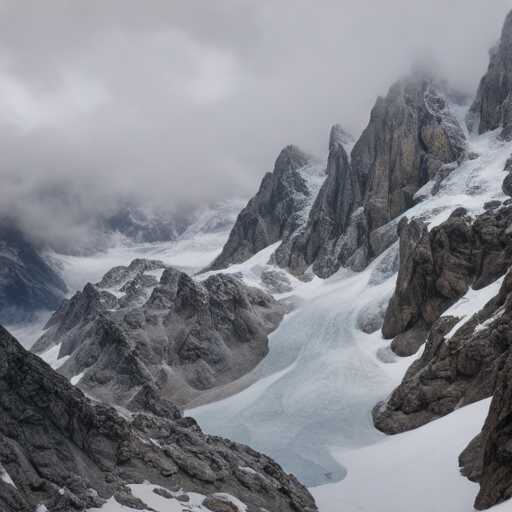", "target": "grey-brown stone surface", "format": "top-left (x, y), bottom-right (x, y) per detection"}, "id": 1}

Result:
top-left (204, 145), bottom-right (311, 272)
top-left (0, 325), bottom-right (318, 512)
top-left (353, 77), bottom-right (467, 235)
top-left (31, 260), bottom-right (284, 411)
